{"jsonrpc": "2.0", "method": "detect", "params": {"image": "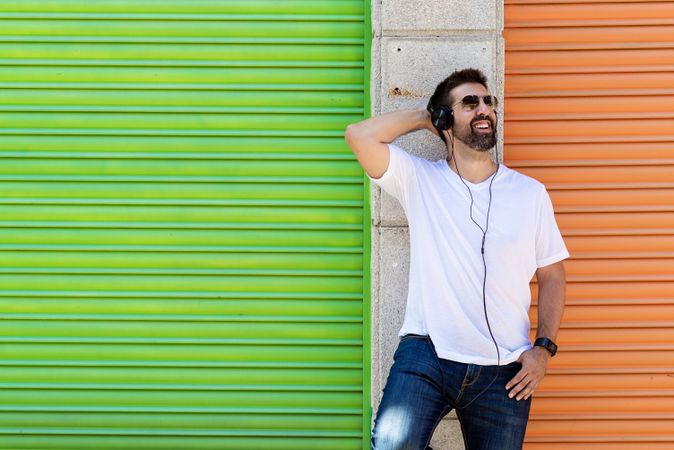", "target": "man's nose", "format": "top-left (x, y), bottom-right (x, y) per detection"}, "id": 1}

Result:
top-left (475, 98), bottom-right (491, 115)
